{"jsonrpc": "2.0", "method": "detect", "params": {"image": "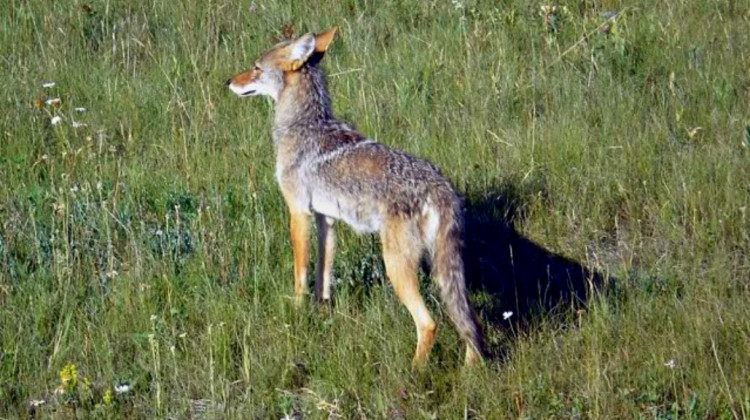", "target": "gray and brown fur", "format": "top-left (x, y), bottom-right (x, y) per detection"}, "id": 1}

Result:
top-left (226, 28), bottom-right (485, 366)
